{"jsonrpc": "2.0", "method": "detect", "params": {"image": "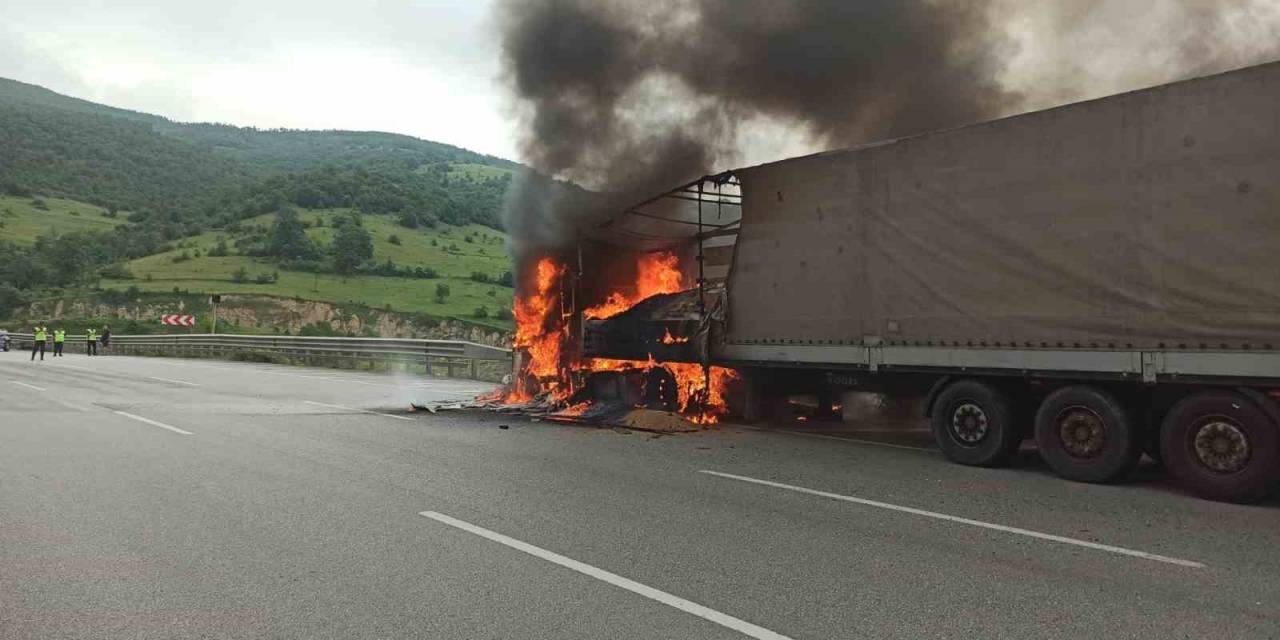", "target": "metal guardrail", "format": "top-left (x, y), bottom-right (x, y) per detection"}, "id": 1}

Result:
top-left (3, 332), bottom-right (512, 380)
